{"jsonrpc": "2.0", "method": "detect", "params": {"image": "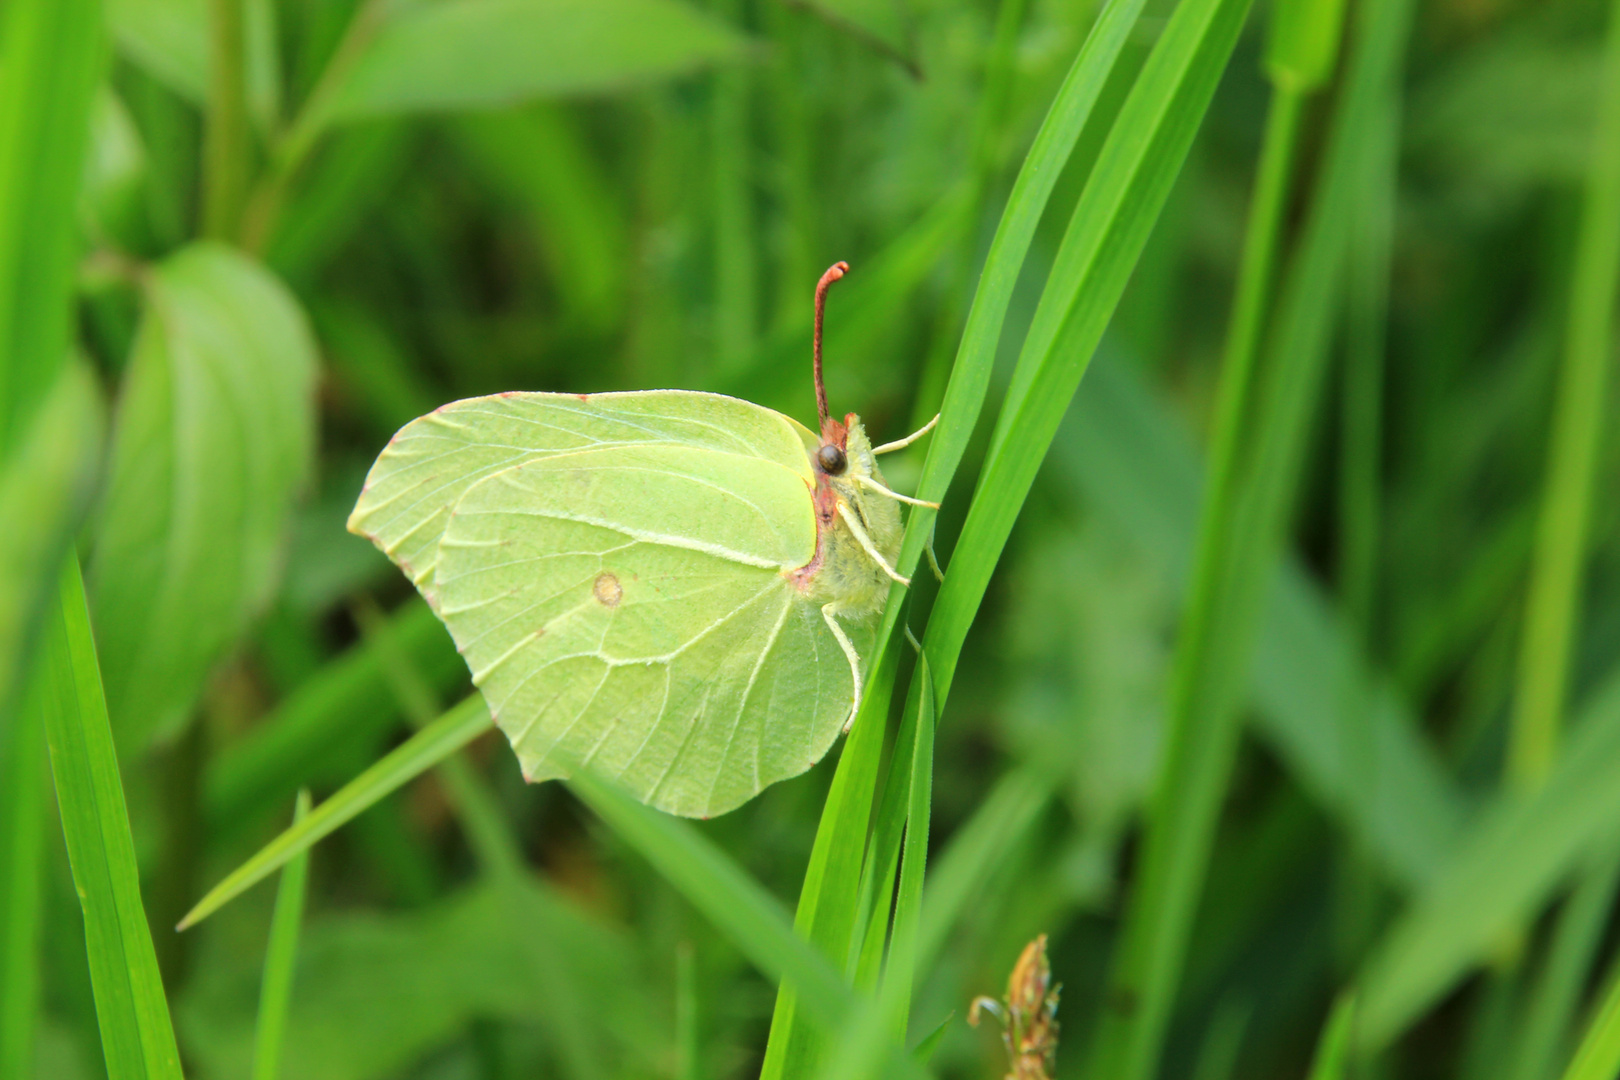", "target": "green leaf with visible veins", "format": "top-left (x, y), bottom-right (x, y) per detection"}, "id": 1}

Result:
top-left (91, 243), bottom-right (316, 749)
